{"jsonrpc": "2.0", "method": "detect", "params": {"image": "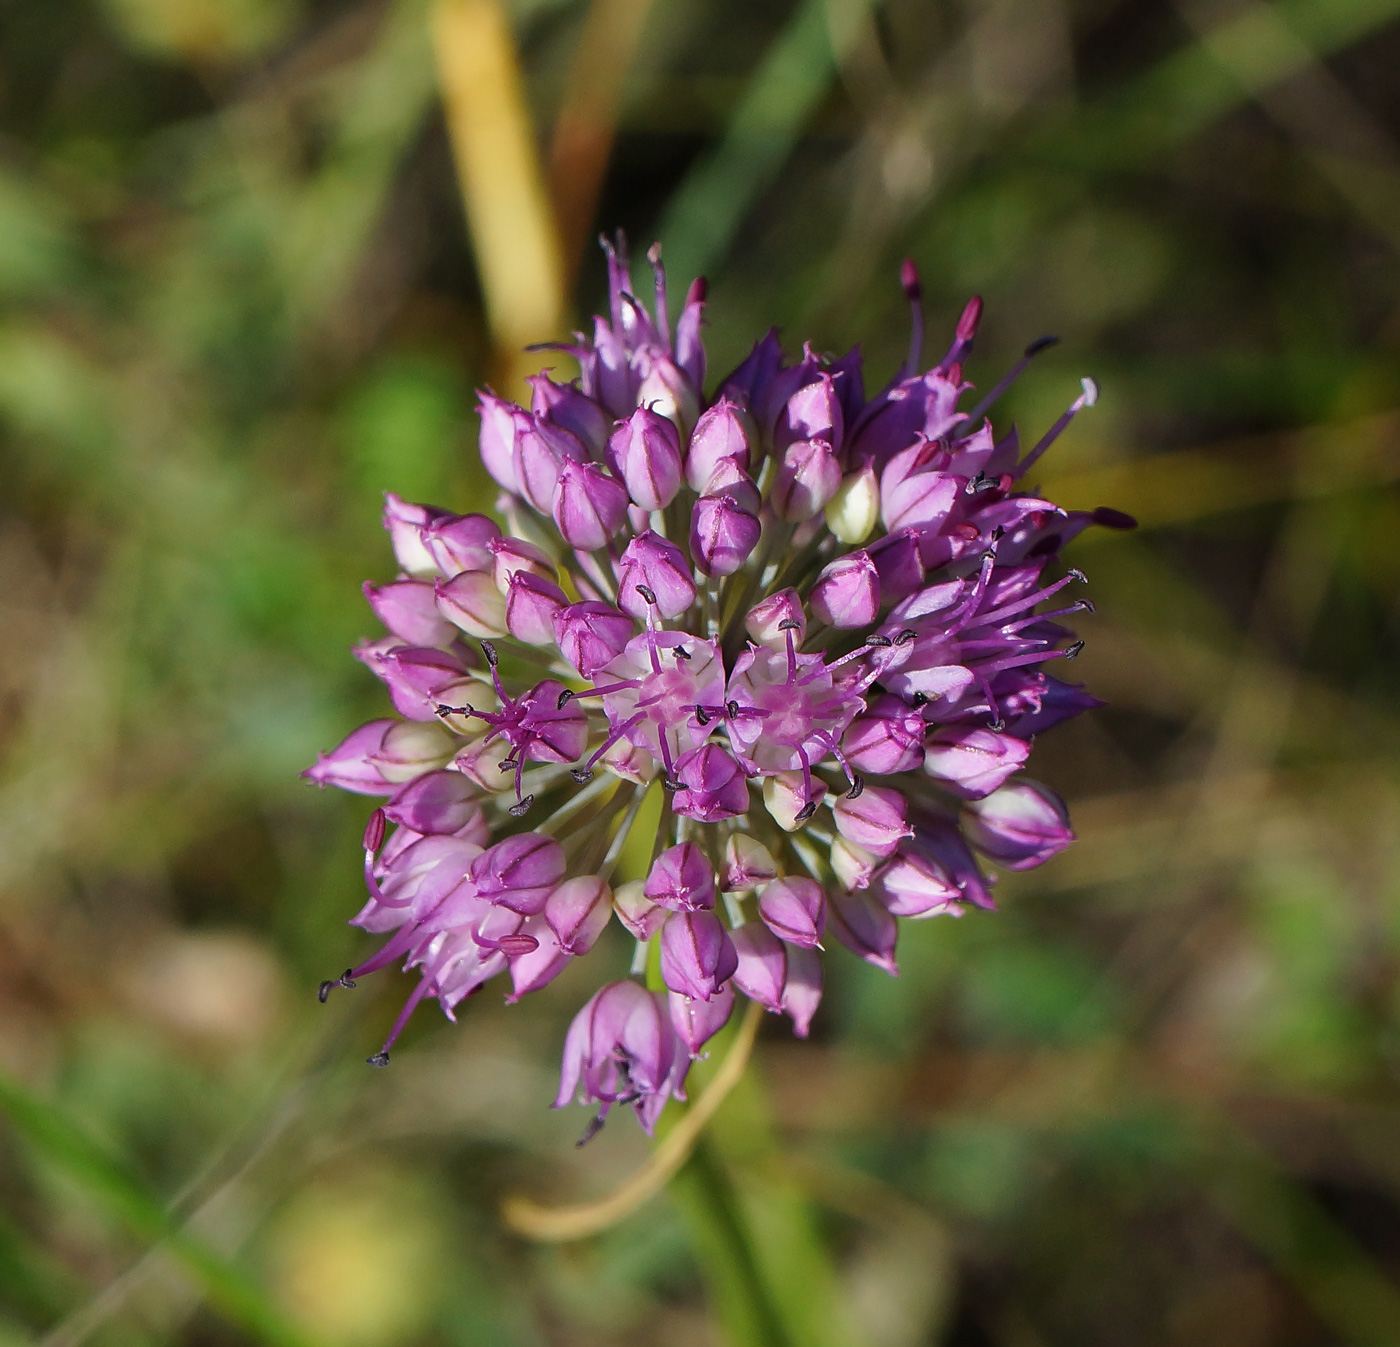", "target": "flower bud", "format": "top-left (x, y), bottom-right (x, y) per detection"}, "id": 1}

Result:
top-left (924, 726), bottom-right (1030, 799)
top-left (913, 816), bottom-right (996, 909)
top-left (644, 841), bottom-right (716, 912)
top-left (781, 946), bottom-right (822, 1038)
top-left (365, 644), bottom-right (471, 720)
top-left (528, 372), bottom-right (610, 458)
top-left (612, 878), bottom-right (669, 940)
top-left (369, 720), bottom-right (456, 784)
top-left (829, 836), bottom-right (878, 890)
top-left (553, 458), bottom-right (630, 551)
top-left (763, 771), bottom-right (826, 831)
top-left (673, 744), bottom-right (751, 822)
top-left (637, 353), bottom-right (699, 434)
top-left (826, 891), bottom-right (898, 975)
top-left (777, 373), bottom-right (843, 451)
top-left (383, 493), bottom-right (448, 576)
top-left (488, 535), bottom-right (556, 592)
top-left (616, 532), bottom-right (696, 620)
top-left (505, 571), bottom-right (568, 646)
top-left (809, 551), bottom-right (880, 628)
top-left (476, 392), bottom-right (526, 495)
top-left (515, 417), bottom-right (586, 513)
top-left (962, 780), bottom-right (1074, 870)
top-left (471, 832), bottom-right (566, 914)
top-left (659, 910), bottom-right (737, 1001)
top-left (730, 923), bottom-right (786, 1010)
top-left (382, 769), bottom-right (482, 835)
top-left (435, 570), bottom-right (507, 638)
top-left (700, 458), bottom-right (762, 513)
top-left (771, 439), bottom-right (841, 521)
top-left (745, 589), bottom-right (805, 647)
top-left (304, 719), bottom-right (398, 794)
top-left (866, 529), bottom-right (925, 602)
top-left (824, 465), bottom-right (880, 544)
top-left (881, 455), bottom-right (959, 533)
top-left (873, 847), bottom-right (961, 917)
top-left (669, 984), bottom-right (736, 1057)
top-left (506, 918), bottom-right (572, 1000)
top-left (691, 493), bottom-right (761, 576)
top-left (363, 579), bottom-right (456, 648)
top-left (757, 876), bottom-right (826, 948)
top-left (686, 398), bottom-right (753, 490)
top-left (722, 834), bottom-right (778, 891)
top-left (602, 738), bottom-right (658, 783)
top-left (842, 695), bottom-right (926, 775)
top-left (546, 876), bottom-right (614, 954)
top-left (832, 784), bottom-right (912, 858)
top-left (608, 407), bottom-right (683, 511)
top-left (553, 601), bottom-right (635, 677)
top-left (422, 513), bottom-right (500, 575)
top-left (453, 731), bottom-right (514, 789)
